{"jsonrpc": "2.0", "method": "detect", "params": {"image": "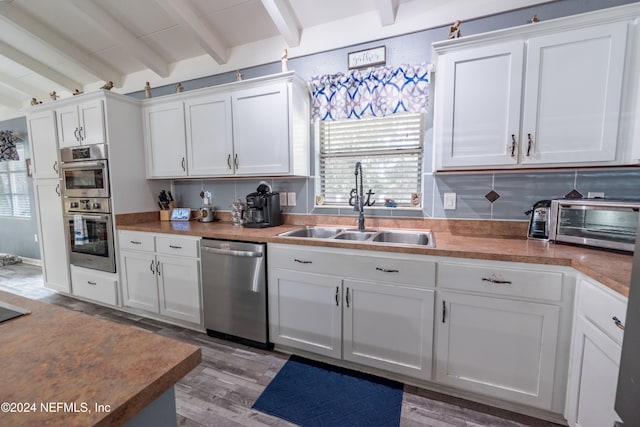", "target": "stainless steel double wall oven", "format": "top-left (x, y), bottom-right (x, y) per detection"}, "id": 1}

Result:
top-left (60, 144), bottom-right (116, 273)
